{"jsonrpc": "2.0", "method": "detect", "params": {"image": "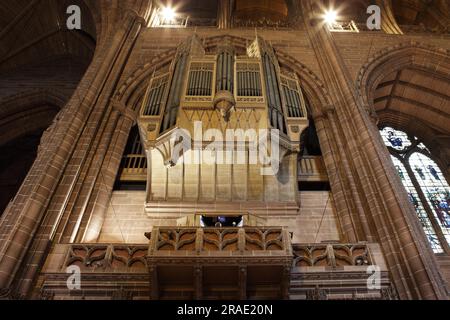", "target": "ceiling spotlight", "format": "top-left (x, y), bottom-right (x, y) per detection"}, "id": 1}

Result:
top-left (161, 6), bottom-right (176, 22)
top-left (324, 10), bottom-right (338, 25)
